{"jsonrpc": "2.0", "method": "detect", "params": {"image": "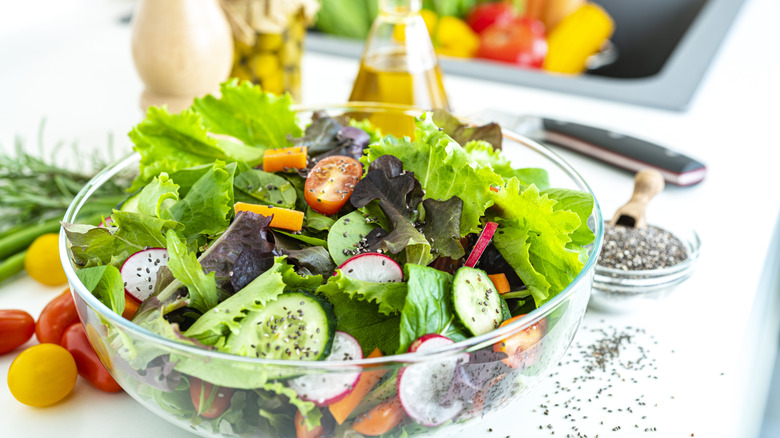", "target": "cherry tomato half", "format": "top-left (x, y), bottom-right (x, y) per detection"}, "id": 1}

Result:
top-left (60, 323), bottom-right (122, 393)
top-left (476, 17), bottom-right (548, 68)
top-left (36, 289), bottom-right (80, 344)
top-left (493, 314), bottom-right (548, 368)
top-left (304, 156), bottom-right (362, 215)
top-left (190, 377), bottom-right (233, 419)
top-left (295, 409), bottom-right (326, 438)
top-left (0, 309), bottom-right (35, 355)
top-left (466, 1), bottom-right (517, 34)
top-left (7, 343), bottom-right (78, 407)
